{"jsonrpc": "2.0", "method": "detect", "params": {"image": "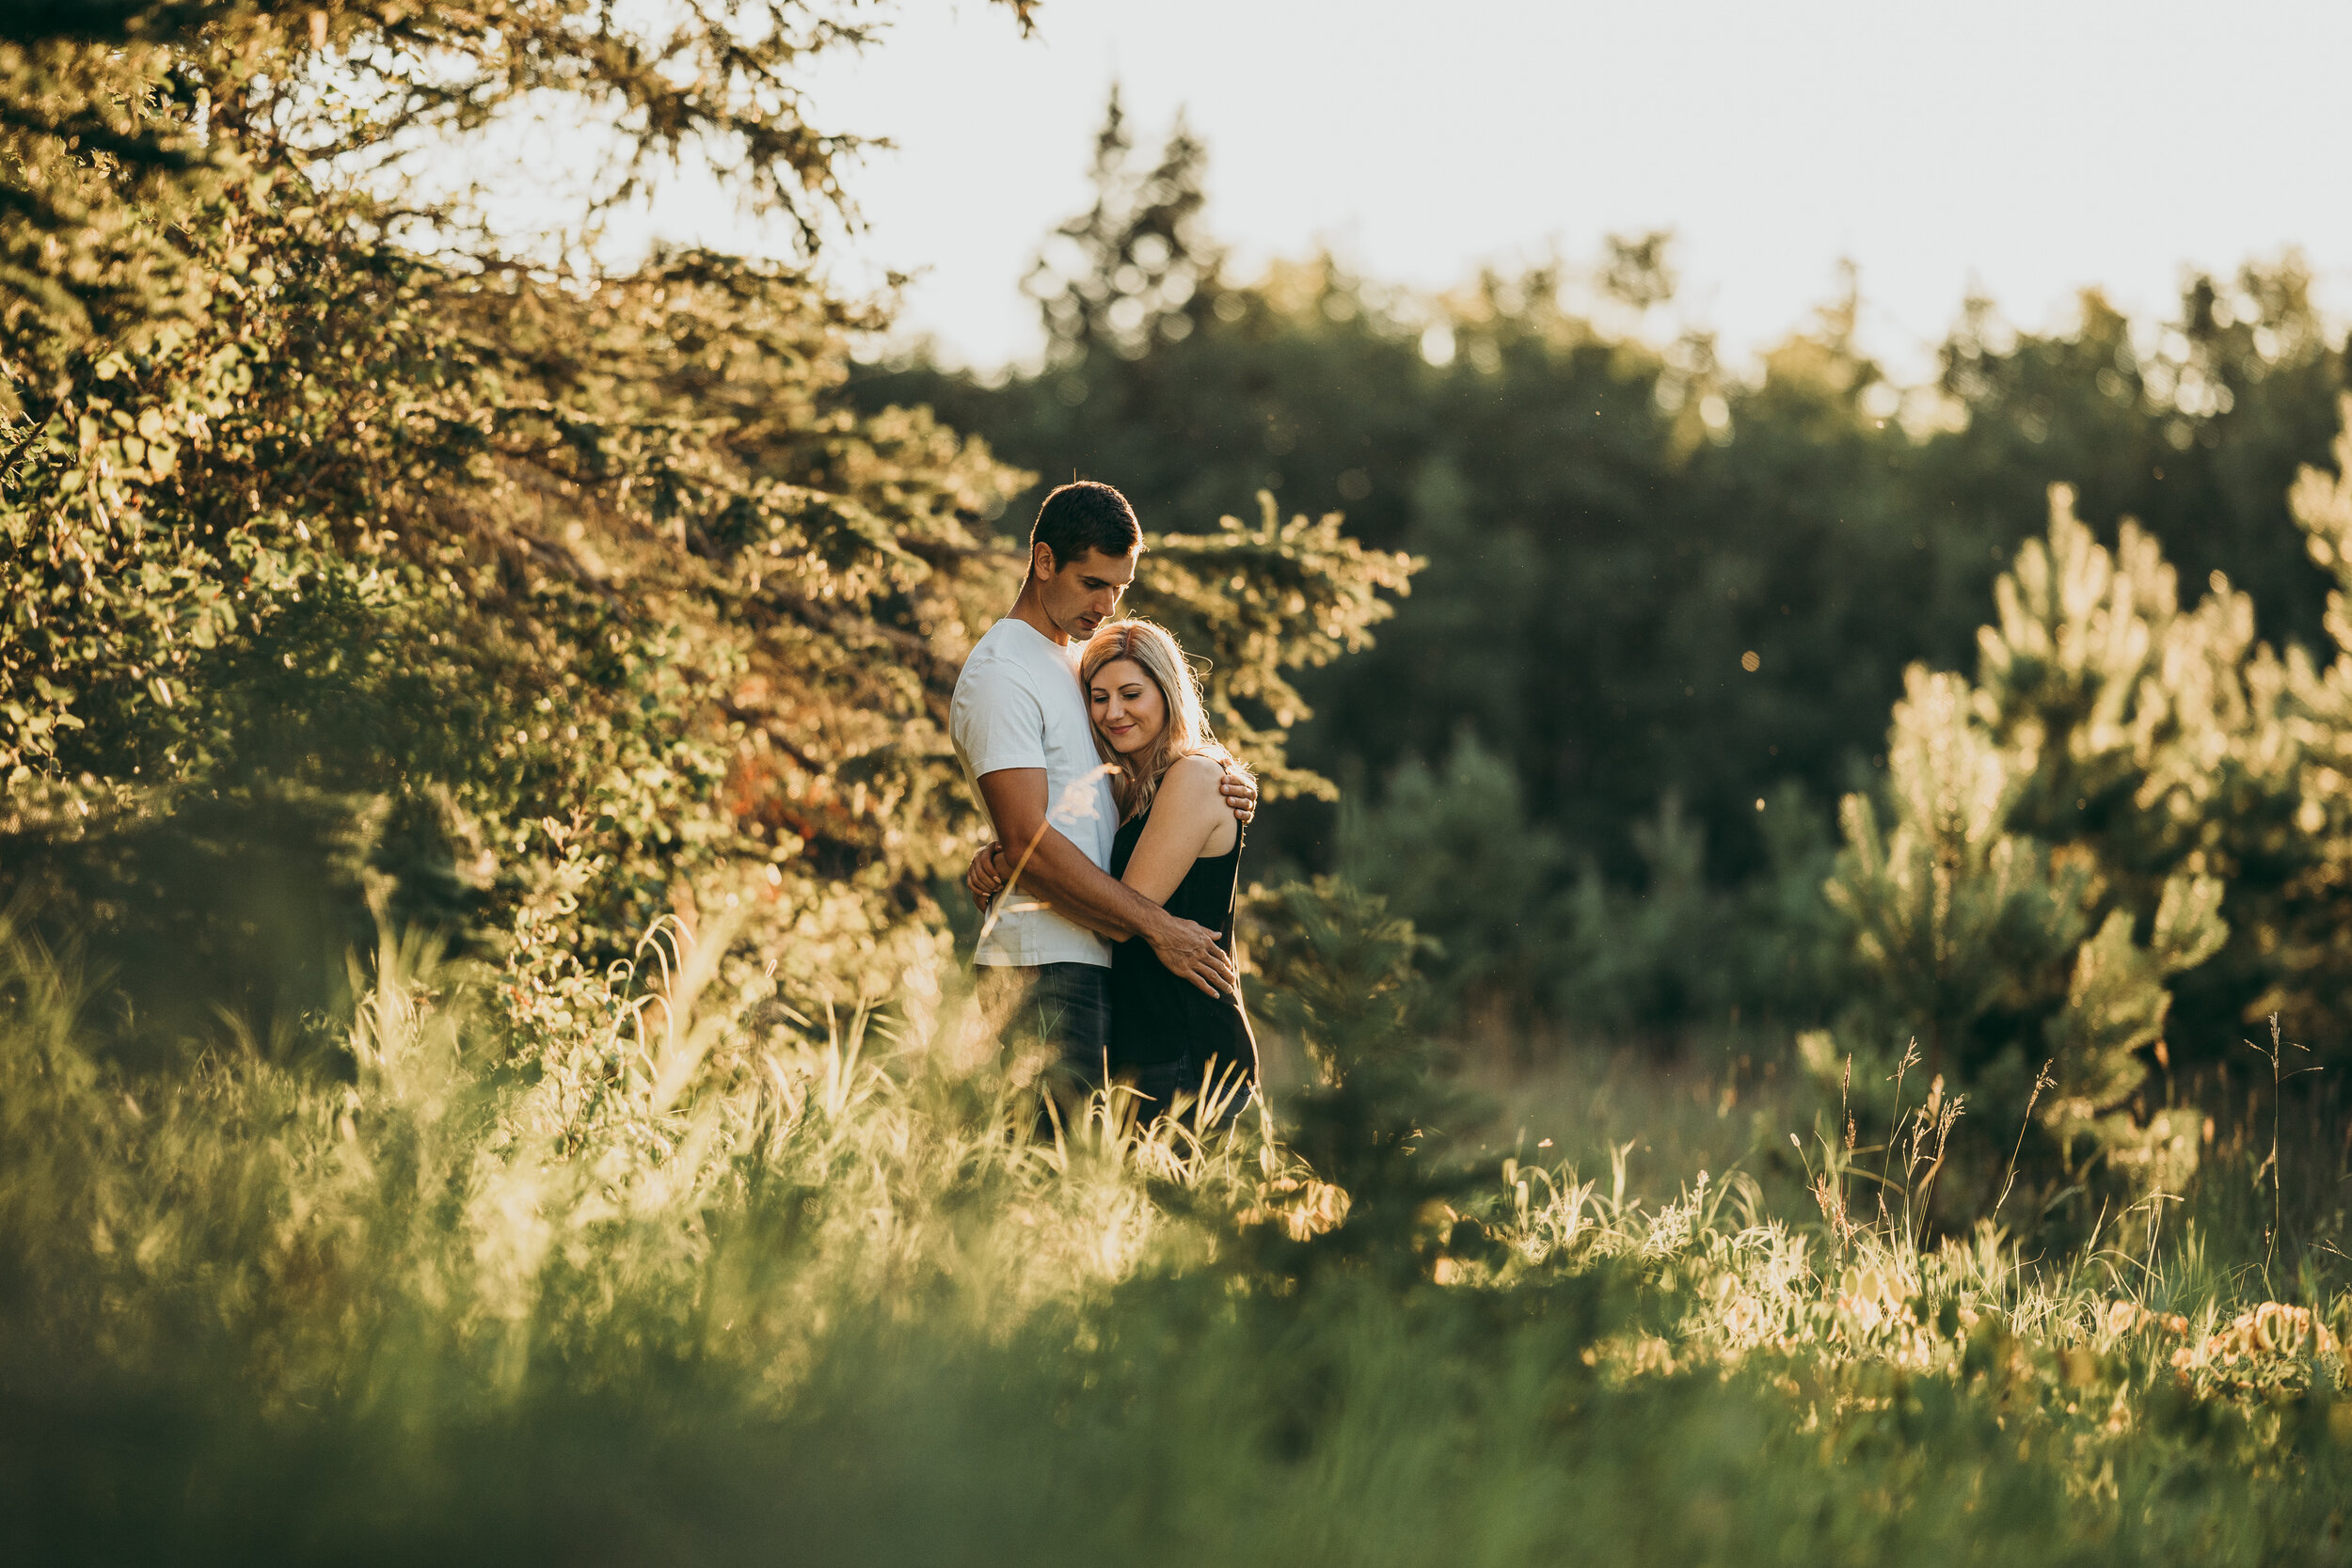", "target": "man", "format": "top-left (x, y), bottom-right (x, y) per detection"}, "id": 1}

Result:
top-left (948, 481), bottom-right (1254, 1087)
